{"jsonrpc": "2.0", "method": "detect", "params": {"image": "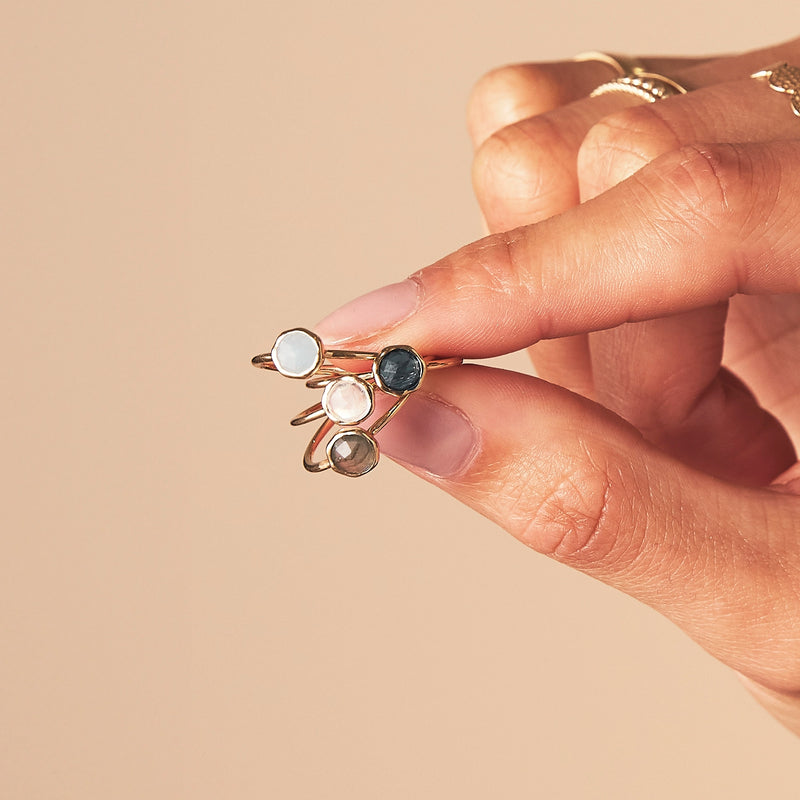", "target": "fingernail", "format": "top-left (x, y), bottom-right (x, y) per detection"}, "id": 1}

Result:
top-left (377, 393), bottom-right (480, 478)
top-left (315, 279), bottom-right (420, 344)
